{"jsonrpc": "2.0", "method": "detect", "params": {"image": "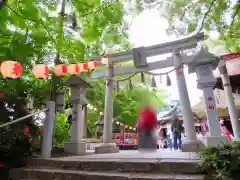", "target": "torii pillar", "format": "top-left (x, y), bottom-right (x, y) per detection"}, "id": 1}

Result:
top-left (95, 58), bottom-right (119, 154)
top-left (173, 50), bottom-right (204, 152)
